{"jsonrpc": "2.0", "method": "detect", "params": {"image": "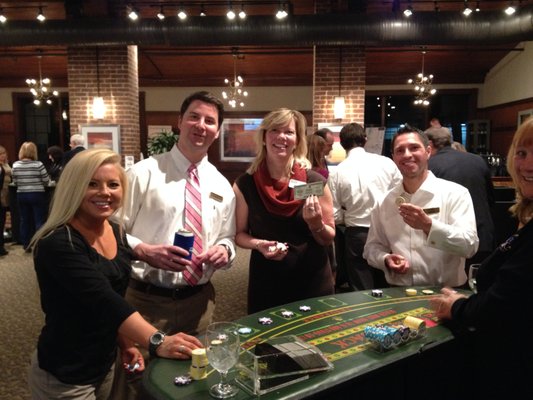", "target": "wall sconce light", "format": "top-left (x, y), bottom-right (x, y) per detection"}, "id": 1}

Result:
top-left (333, 47), bottom-right (346, 120)
top-left (92, 48), bottom-right (106, 120)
